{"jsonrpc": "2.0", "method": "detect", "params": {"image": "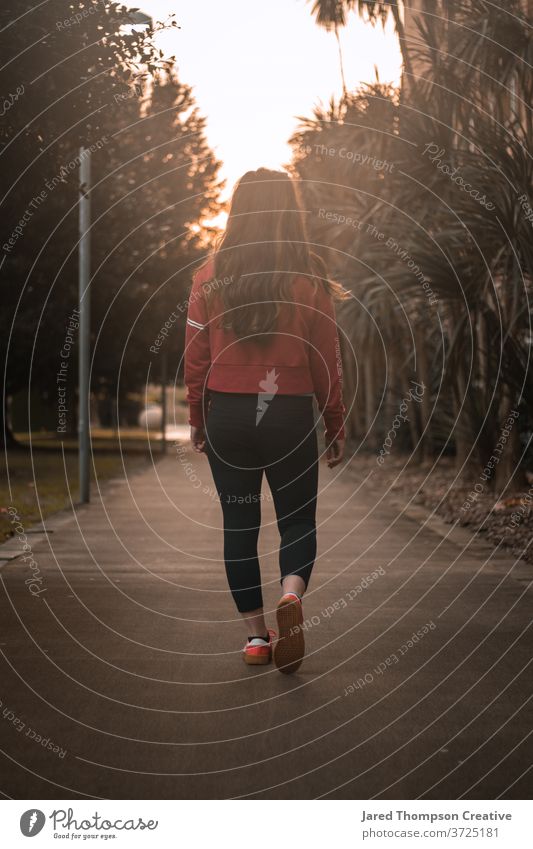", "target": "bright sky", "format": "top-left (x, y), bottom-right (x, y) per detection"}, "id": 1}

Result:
top-left (147, 0), bottom-right (401, 197)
